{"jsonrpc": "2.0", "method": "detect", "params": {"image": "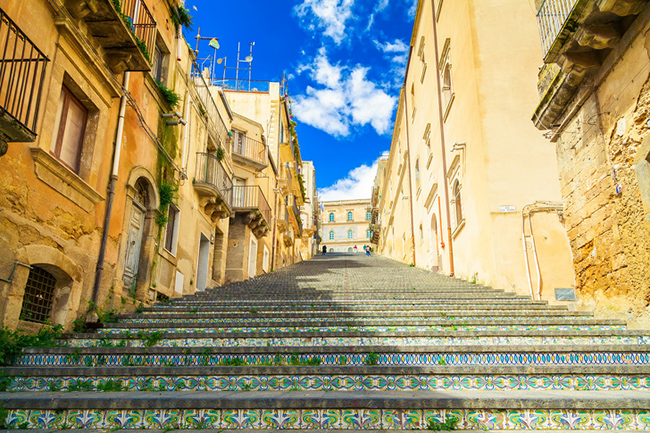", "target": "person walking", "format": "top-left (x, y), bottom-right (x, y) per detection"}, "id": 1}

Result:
top-left (353, 245), bottom-right (358, 253)
top-left (322, 245), bottom-right (327, 254)
top-left (365, 245), bottom-right (371, 257)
